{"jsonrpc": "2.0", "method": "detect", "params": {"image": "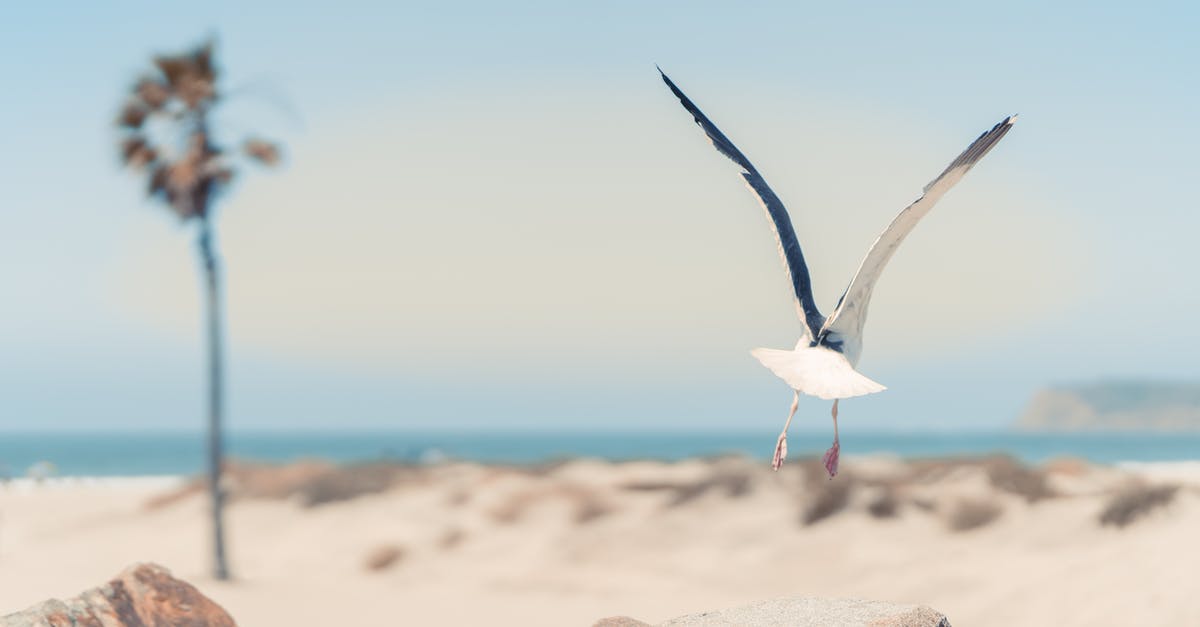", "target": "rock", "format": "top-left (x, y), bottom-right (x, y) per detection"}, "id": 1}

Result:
top-left (2, 563), bottom-right (236, 626)
top-left (612, 597), bottom-right (950, 627)
top-left (593, 618), bottom-right (652, 627)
